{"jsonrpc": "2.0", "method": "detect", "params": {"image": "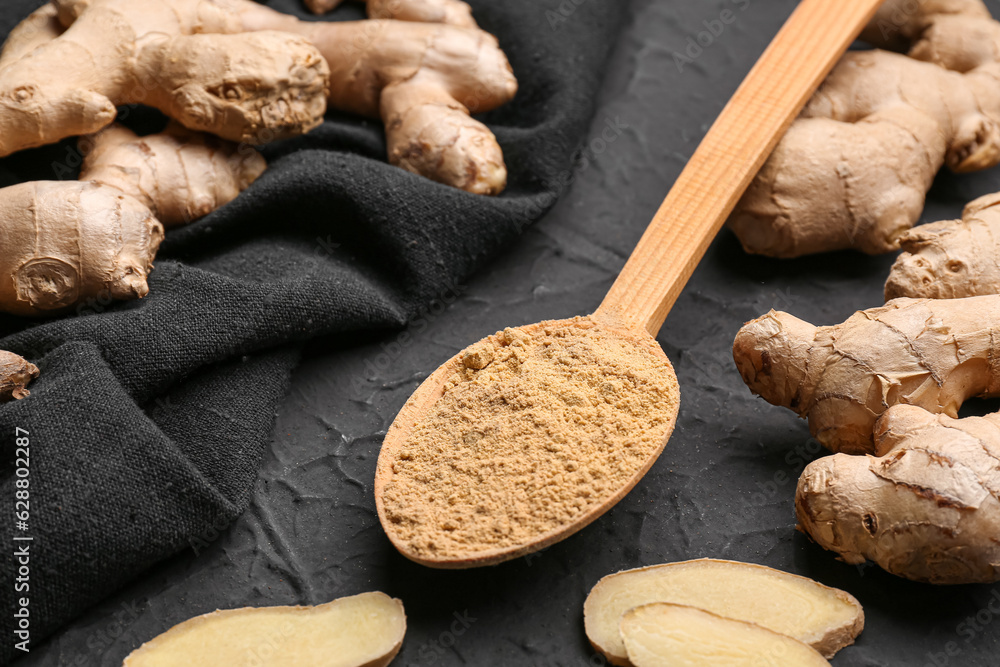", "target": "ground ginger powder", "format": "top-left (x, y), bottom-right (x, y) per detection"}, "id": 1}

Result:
top-left (381, 316), bottom-right (680, 561)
